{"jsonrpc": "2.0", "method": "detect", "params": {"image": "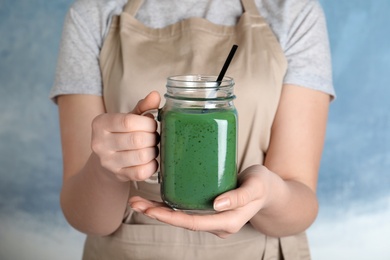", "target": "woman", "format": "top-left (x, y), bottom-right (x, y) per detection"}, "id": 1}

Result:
top-left (51, 0), bottom-right (335, 258)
